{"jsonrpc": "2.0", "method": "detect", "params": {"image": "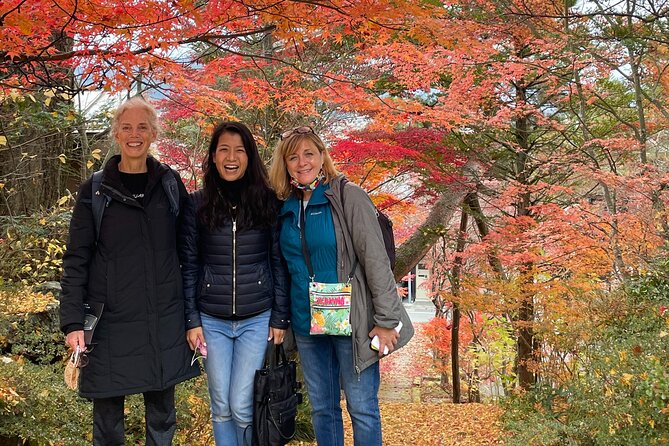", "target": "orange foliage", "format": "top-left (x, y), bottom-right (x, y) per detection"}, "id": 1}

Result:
top-left (423, 315), bottom-right (476, 376)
